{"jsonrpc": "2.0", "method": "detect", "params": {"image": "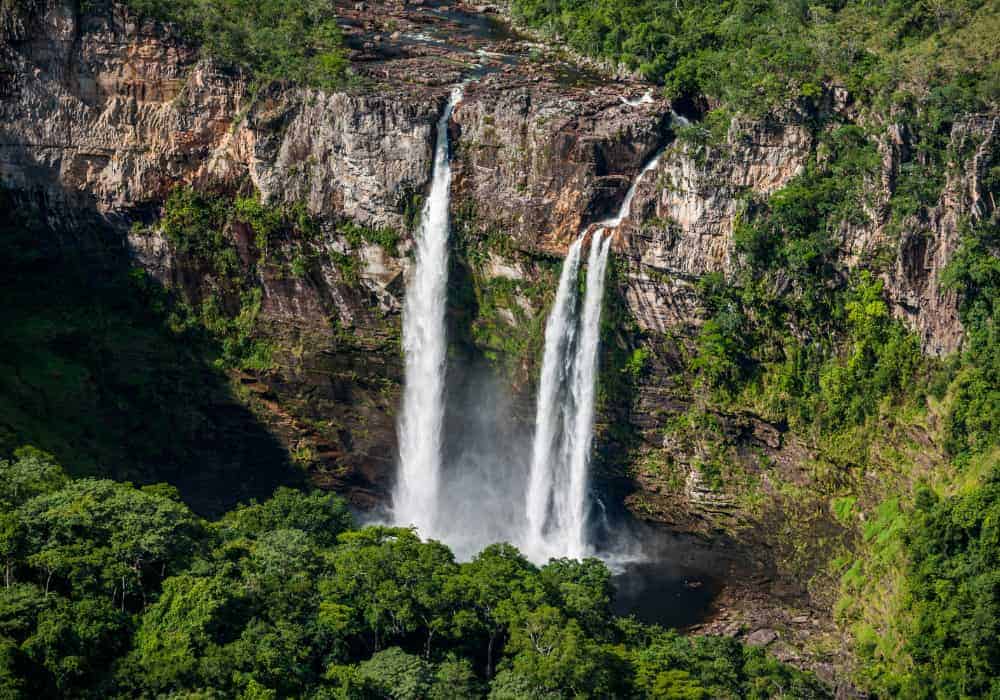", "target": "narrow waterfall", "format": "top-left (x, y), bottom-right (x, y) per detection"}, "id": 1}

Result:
top-left (563, 231), bottom-right (613, 559)
top-left (525, 238), bottom-right (584, 559)
top-left (394, 86), bottom-right (463, 537)
top-left (525, 145), bottom-right (665, 561)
